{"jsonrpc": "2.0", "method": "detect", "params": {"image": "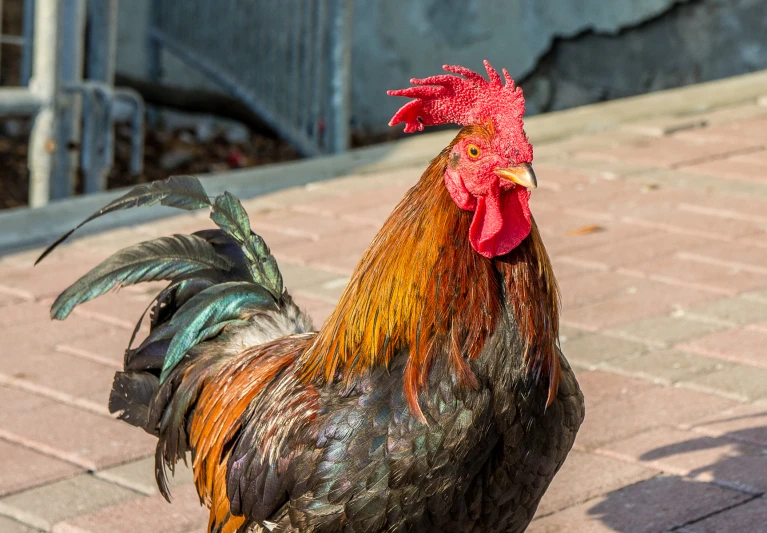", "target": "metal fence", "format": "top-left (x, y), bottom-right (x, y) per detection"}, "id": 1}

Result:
top-left (149, 0), bottom-right (353, 156)
top-left (0, 0), bottom-right (144, 208)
